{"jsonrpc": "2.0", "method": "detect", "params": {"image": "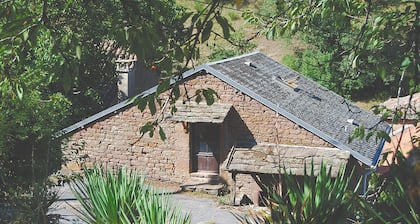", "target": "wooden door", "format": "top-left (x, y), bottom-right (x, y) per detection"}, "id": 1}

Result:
top-left (192, 123), bottom-right (220, 173)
